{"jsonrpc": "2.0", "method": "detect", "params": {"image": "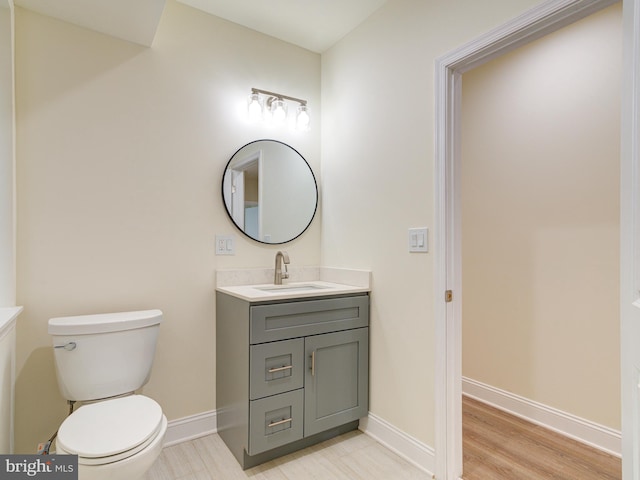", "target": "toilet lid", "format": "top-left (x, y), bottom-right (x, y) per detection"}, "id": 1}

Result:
top-left (57, 395), bottom-right (163, 460)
